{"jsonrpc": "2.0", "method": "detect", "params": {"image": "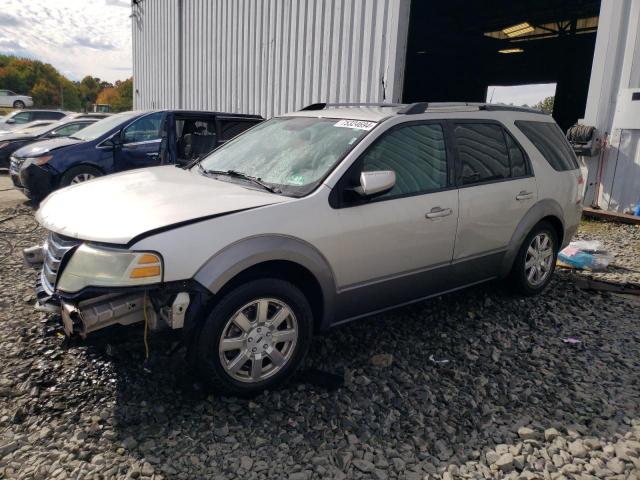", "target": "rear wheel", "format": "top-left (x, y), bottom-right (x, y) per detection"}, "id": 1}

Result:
top-left (59, 165), bottom-right (102, 187)
top-left (193, 278), bottom-right (313, 396)
top-left (509, 221), bottom-right (558, 295)
top-left (13, 100), bottom-right (25, 109)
